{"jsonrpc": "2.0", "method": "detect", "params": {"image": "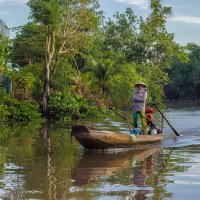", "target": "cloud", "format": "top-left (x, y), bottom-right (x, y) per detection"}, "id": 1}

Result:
top-left (0, 10), bottom-right (10, 15)
top-left (168, 16), bottom-right (200, 25)
top-left (115, 0), bottom-right (149, 10)
top-left (0, 0), bottom-right (28, 5)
